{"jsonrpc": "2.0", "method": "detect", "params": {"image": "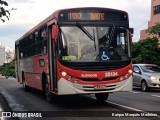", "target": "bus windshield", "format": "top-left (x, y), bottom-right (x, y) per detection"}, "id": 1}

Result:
top-left (58, 25), bottom-right (131, 62)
